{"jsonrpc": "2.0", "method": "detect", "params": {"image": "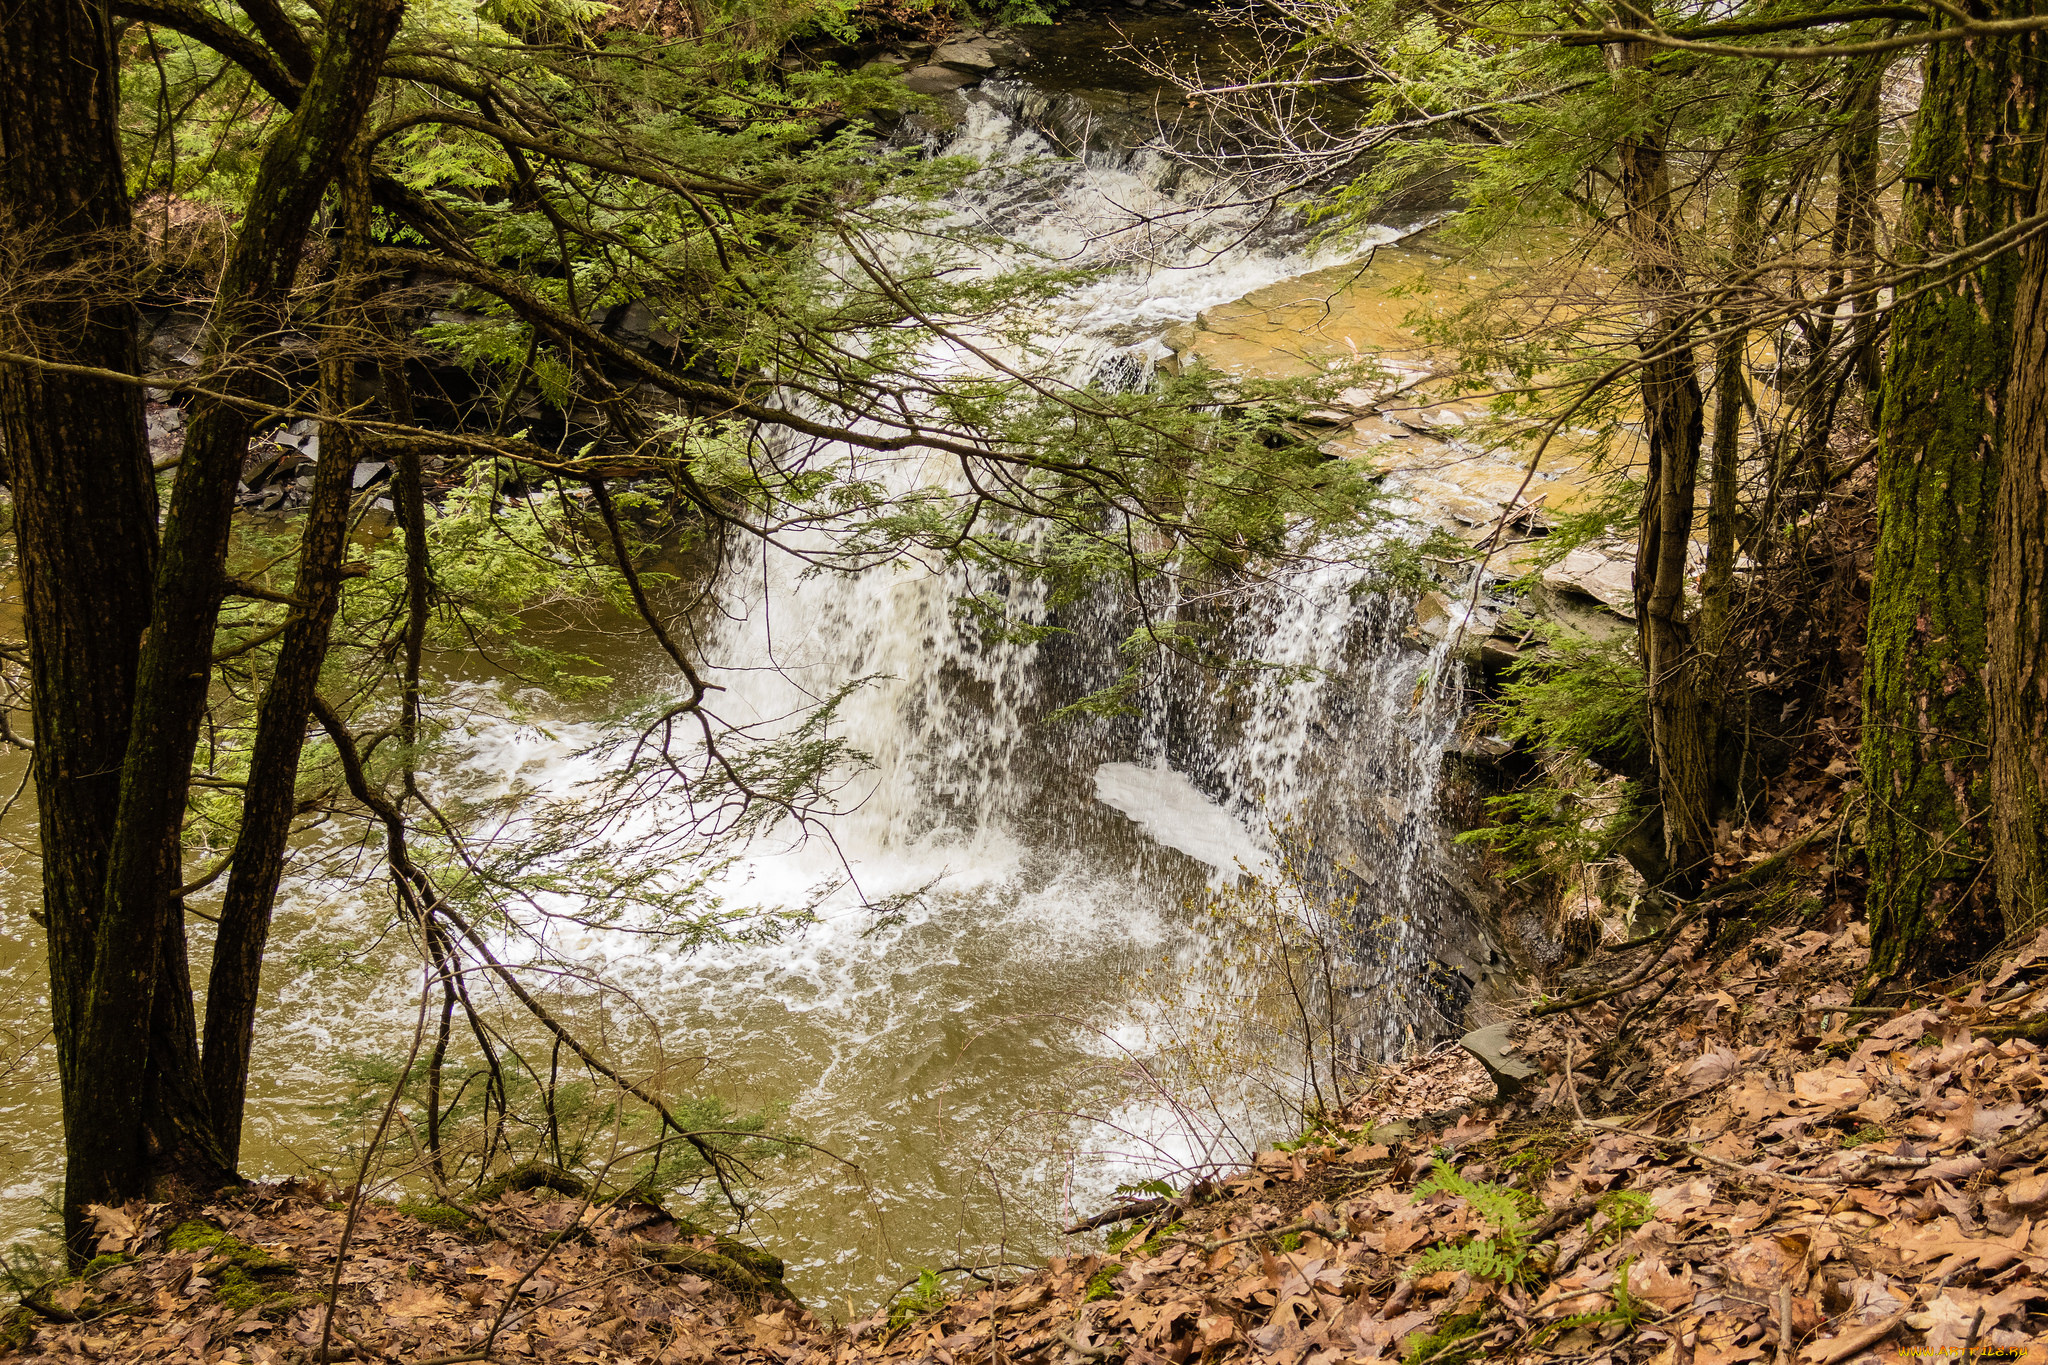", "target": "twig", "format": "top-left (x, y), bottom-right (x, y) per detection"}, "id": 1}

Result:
top-left (1062, 1198), bottom-right (1171, 1235)
top-left (1566, 1044), bottom-right (1835, 1187)
top-left (1578, 1114), bottom-right (1838, 1186)
top-left (1805, 1309), bottom-right (1908, 1365)
top-left (1535, 914), bottom-right (1695, 1018)
top-left (1961, 1304), bottom-right (1985, 1365)
top-left (317, 972), bottom-right (437, 1364)
top-left (1169, 1216), bottom-right (1328, 1253)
